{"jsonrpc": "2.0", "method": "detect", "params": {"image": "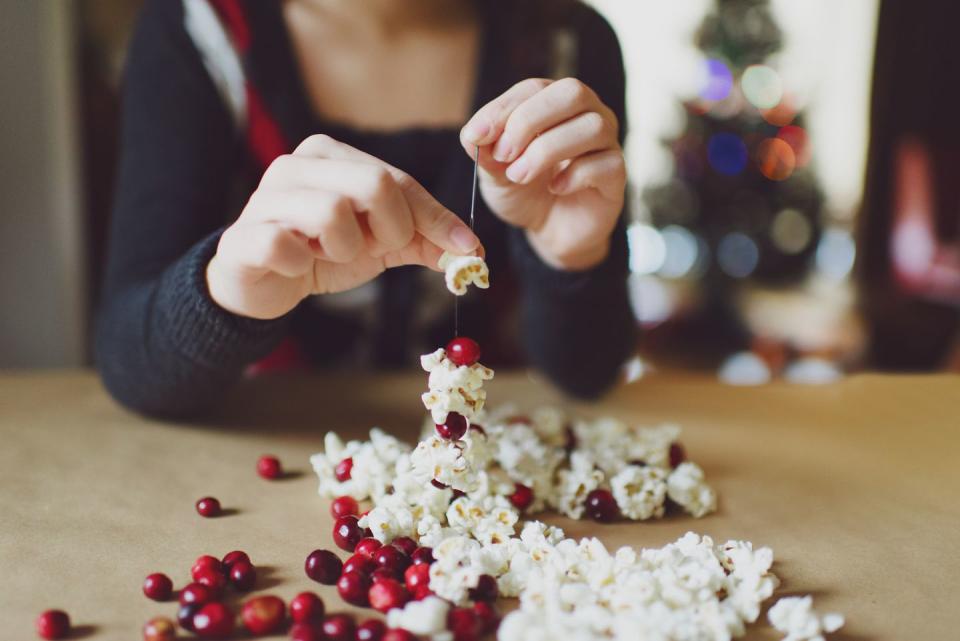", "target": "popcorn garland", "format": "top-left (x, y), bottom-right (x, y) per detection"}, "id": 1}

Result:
top-left (420, 347), bottom-right (494, 426)
top-left (438, 251), bottom-right (490, 295)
